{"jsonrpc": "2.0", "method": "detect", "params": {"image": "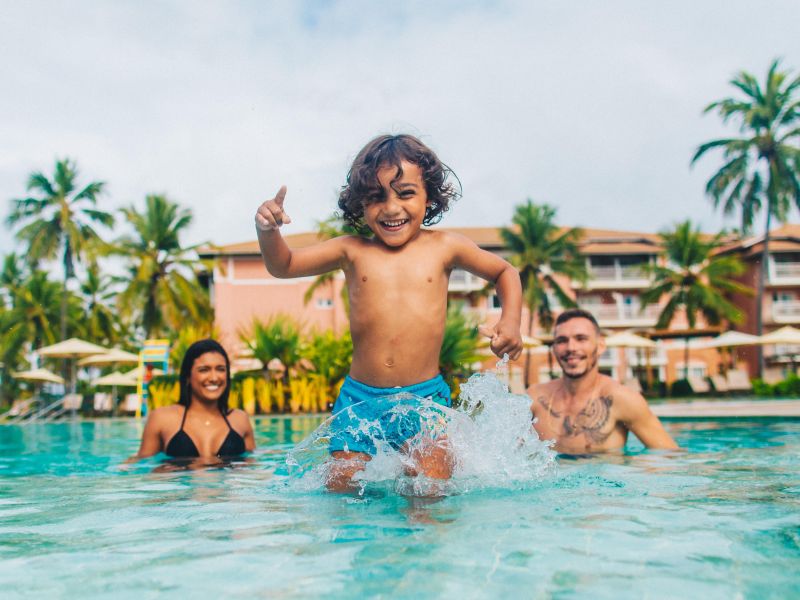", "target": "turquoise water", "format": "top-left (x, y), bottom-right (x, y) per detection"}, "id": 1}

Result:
top-left (1, 417), bottom-right (799, 598)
